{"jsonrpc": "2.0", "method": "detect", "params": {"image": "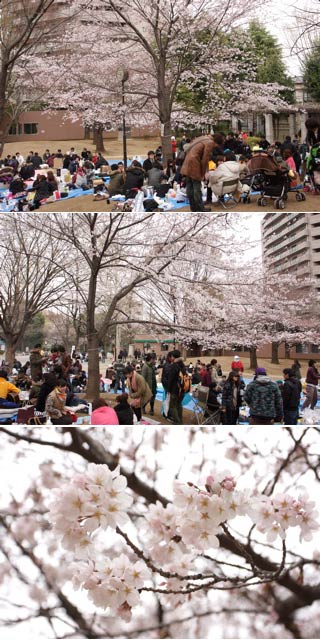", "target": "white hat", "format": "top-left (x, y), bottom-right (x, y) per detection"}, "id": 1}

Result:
top-left (234, 355), bottom-right (240, 361)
